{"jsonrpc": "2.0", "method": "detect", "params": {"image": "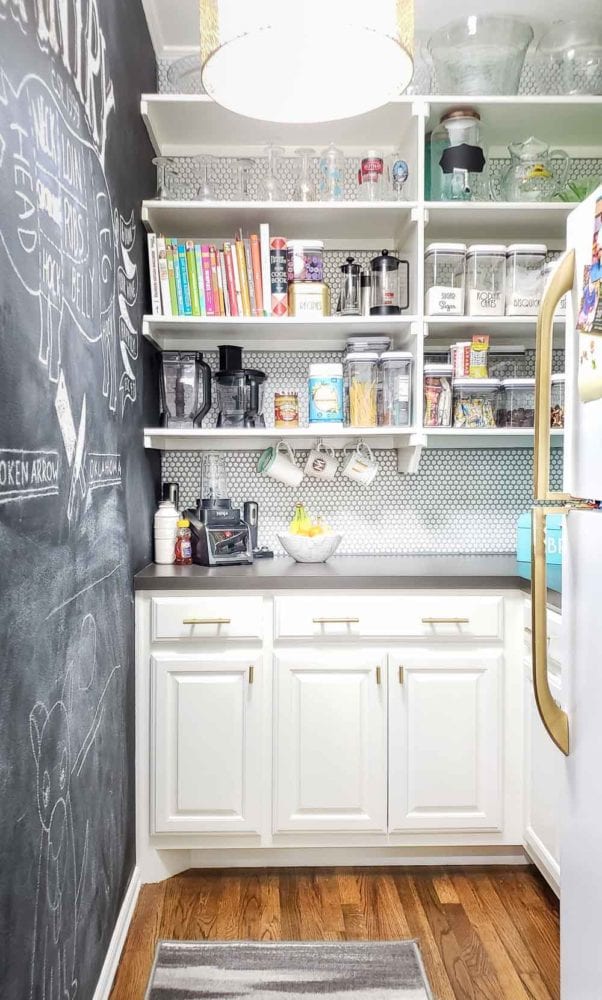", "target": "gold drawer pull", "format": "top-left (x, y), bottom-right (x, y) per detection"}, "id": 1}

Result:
top-left (248, 664), bottom-right (254, 684)
top-left (399, 665), bottom-right (404, 685)
top-left (312, 617), bottom-right (360, 624)
top-left (421, 617), bottom-right (470, 625)
top-left (182, 617), bottom-right (232, 625)
top-left (376, 666), bottom-right (382, 685)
